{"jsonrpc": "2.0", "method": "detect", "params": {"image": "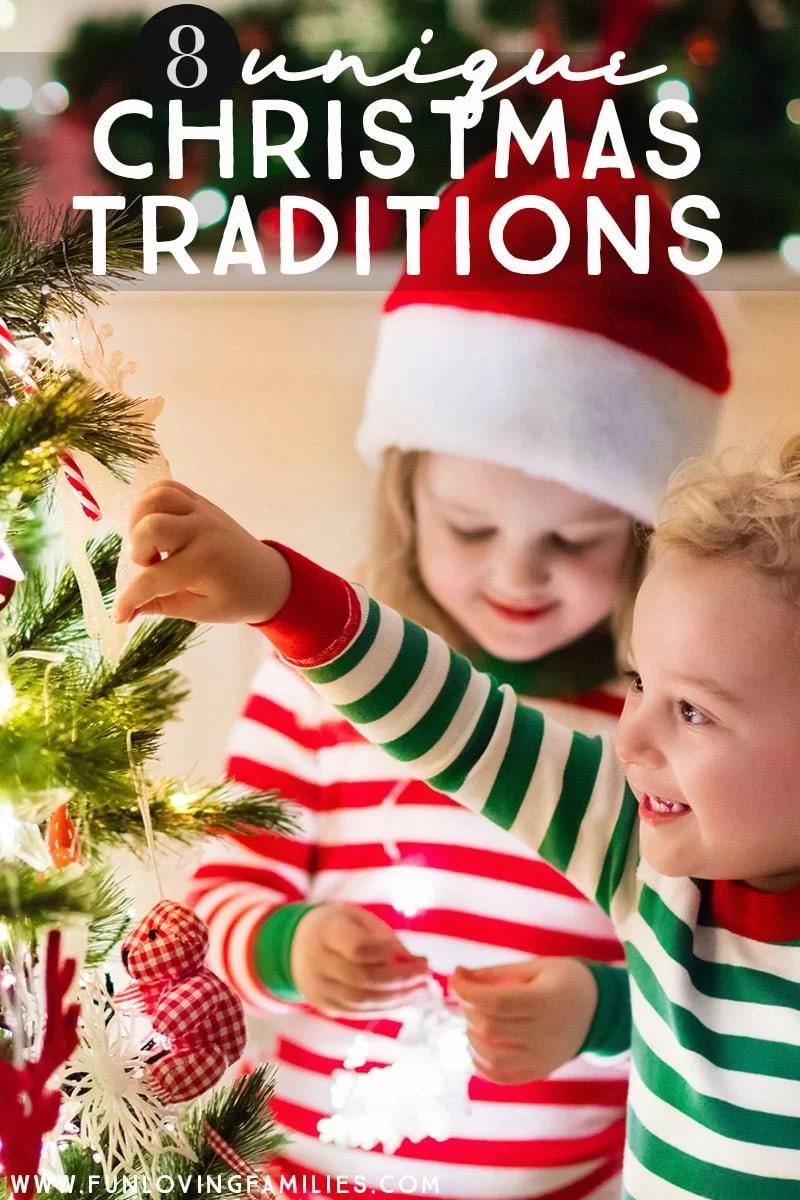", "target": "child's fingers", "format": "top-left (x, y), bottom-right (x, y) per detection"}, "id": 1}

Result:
top-left (326, 949), bottom-right (429, 990)
top-left (463, 1008), bottom-right (529, 1047)
top-left (331, 908), bottom-right (397, 963)
top-left (128, 512), bottom-right (194, 567)
top-left (123, 590), bottom-right (210, 622)
top-left (319, 977), bottom-right (430, 1013)
top-left (451, 966), bottom-right (541, 1018)
top-left (113, 553), bottom-right (194, 623)
top-left (128, 480), bottom-right (198, 531)
top-left (467, 1033), bottom-right (535, 1085)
